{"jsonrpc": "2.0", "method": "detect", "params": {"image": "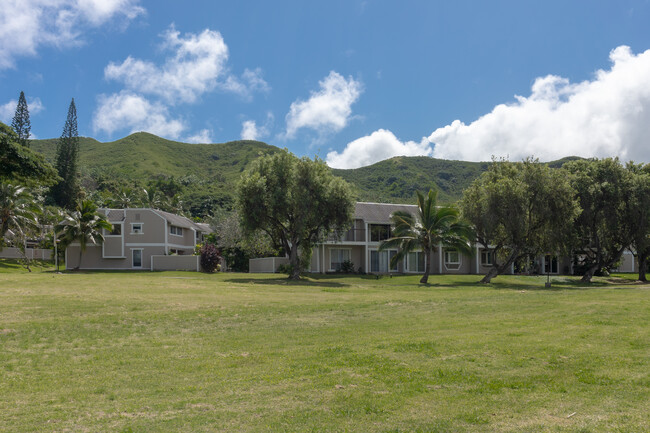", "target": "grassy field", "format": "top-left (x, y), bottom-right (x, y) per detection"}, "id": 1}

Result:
top-left (1, 261), bottom-right (648, 432)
